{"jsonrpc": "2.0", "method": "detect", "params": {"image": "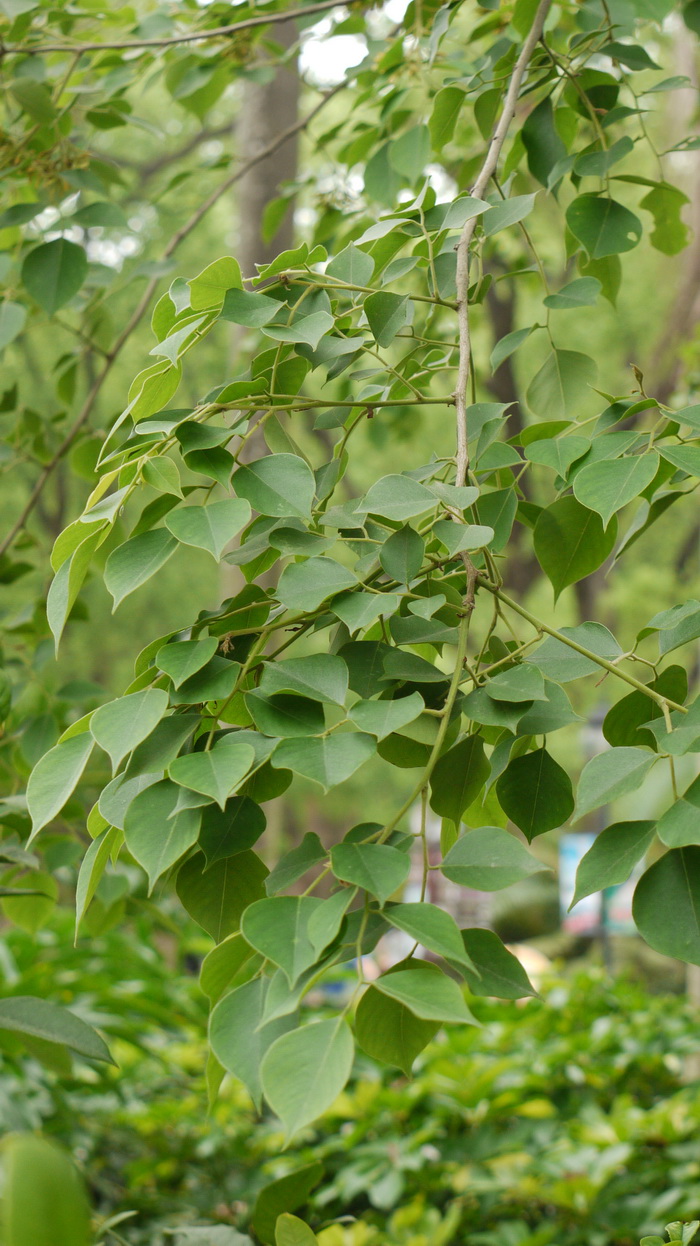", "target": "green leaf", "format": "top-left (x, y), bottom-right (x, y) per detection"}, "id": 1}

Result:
top-left (433, 521), bottom-right (494, 556)
top-left (209, 978), bottom-right (296, 1110)
top-left (524, 435), bottom-right (591, 475)
top-left (496, 748), bottom-right (574, 840)
top-left (165, 499), bottom-right (251, 561)
top-left (90, 688), bottom-right (169, 773)
top-left (575, 747), bottom-right (656, 820)
top-left (11, 78), bottom-right (56, 122)
top-left (543, 277), bottom-right (602, 310)
top-left (657, 776), bottom-right (700, 847)
top-left (385, 902), bottom-right (475, 970)
top-left (199, 797), bottom-right (266, 867)
top-left (75, 827), bottom-right (121, 936)
top-left (176, 850), bottom-right (268, 942)
top-left (221, 286), bottom-right (280, 326)
top-left (104, 529), bottom-right (178, 610)
top-left (364, 291), bottom-right (412, 346)
top-left (275, 1214), bottom-right (319, 1246)
top-left (374, 967), bottom-right (476, 1024)
top-left (265, 832), bottom-right (327, 896)
top-left (640, 183), bottom-right (690, 256)
top-left (170, 739), bottom-right (255, 808)
top-left (460, 929), bottom-right (537, 999)
top-left (173, 655), bottom-right (241, 705)
top-left (326, 244), bottom-right (374, 286)
top-left (389, 124), bottom-right (430, 178)
top-left (0, 996), bottom-right (113, 1063)
top-left (22, 240), bottom-right (88, 315)
top-left (379, 525), bottom-right (424, 583)
top-left (277, 558), bottom-right (358, 612)
top-left (331, 591), bottom-right (400, 634)
top-left (156, 638), bottom-right (219, 688)
top-left (429, 736), bottom-right (489, 825)
top-left (260, 1017), bottom-right (355, 1137)
top-left (527, 349), bottom-right (597, 418)
top-left (573, 453), bottom-right (659, 527)
top-left (485, 665), bottom-right (545, 703)
top-left (307, 888), bottom-right (354, 956)
top-left (27, 733), bottom-right (94, 840)
top-left (603, 666), bottom-right (687, 749)
top-left (47, 526), bottom-right (104, 651)
top-left (522, 98), bottom-right (566, 186)
top-left (241, 896), bottom-right (323, 986)
top-left (142, 455), bottom-right (183, 497)
top-left (659, 443), bottom-right (700, 476)
top-left (259, 655), bottom-right (349, 706)
top-left (534, 497), bottom-right (617, 599)
top-left (572, 820), bottom-right (656, 905)
top-left (575, 135), bottom-right (634, 177)
top-left (355, 961), bottom-right (440, 1075)
top-left (490, 326), bottom-right (533, 373)
top-left (246, 692), bottom-right (325, 738)
top-left (518, 681), bottom-right (582, 735)
top-left (482, 193), bottom-right (537, 236)
top-left (348, 691), bottom-right (424, 740)
top-left (566, 194), bottom-right (642, 257)
top-left (429, 86), bottom-right (465, 150)
top-left (188, 256), bottom-right (242, 310)
top-left (123, 778), bottom-right (202, 892)
top-left (441, 826), bottom-right (547, 890)
top-left (271, 733), bottom-right (375, 792)
top-left (199, 933), bottom-right (254, 1003)
top-left (362, 474), bottom-right (436, 521)
top-left (0, 301), bottom-right (26, 352)
top-left (253, 1166), bottom-right (324, 1246)
top-left (263, 311), bottom-right (334, 349)
top-left (71, 201), bottom-right (128, 228)
top-left (330, 842), bottom-right (409, 905)
top-left (234, 455), bottom-right (315, 519)
top-left (527, 622), bottom-right (622, 682)
top-left (633, 848), bottom-right (700, 965)
top-left (1, 1132), bottom-right (92, 1246)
